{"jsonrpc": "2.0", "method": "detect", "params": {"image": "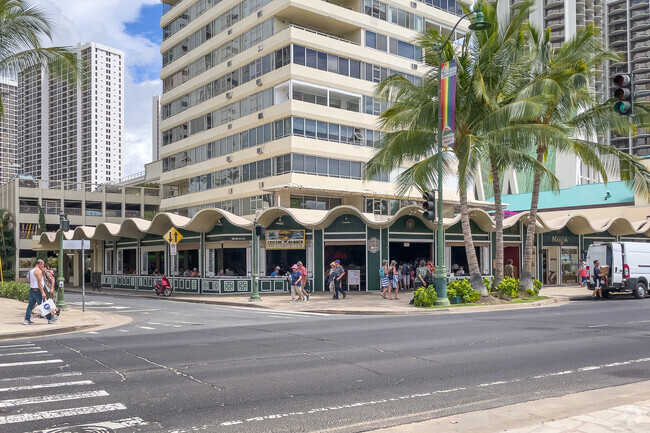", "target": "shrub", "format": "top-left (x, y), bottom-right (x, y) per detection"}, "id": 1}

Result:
top-left (1, 270), bottom-right (15, 282)
top-left (483, 277), bottom-right (493, 291)
top-left (447, 278), bottom-right (481, 303)
top-left (525, 288), bottom-right (536, 296)
top-left (0, 281), bottom-right (29, 302)
top-left (414, 285), bottom-right (437, 307)
top-left (497, 277), bottom-right (520, 298)
top-left (533, 279), bottom-right (542, 295)
top-left (446, 288), bottom-right (457, 298)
